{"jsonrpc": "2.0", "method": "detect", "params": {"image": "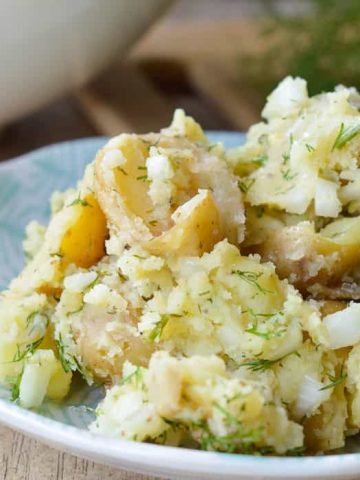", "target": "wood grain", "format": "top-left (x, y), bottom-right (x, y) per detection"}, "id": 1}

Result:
top-left (0, 425), bottom-right (162, 480)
